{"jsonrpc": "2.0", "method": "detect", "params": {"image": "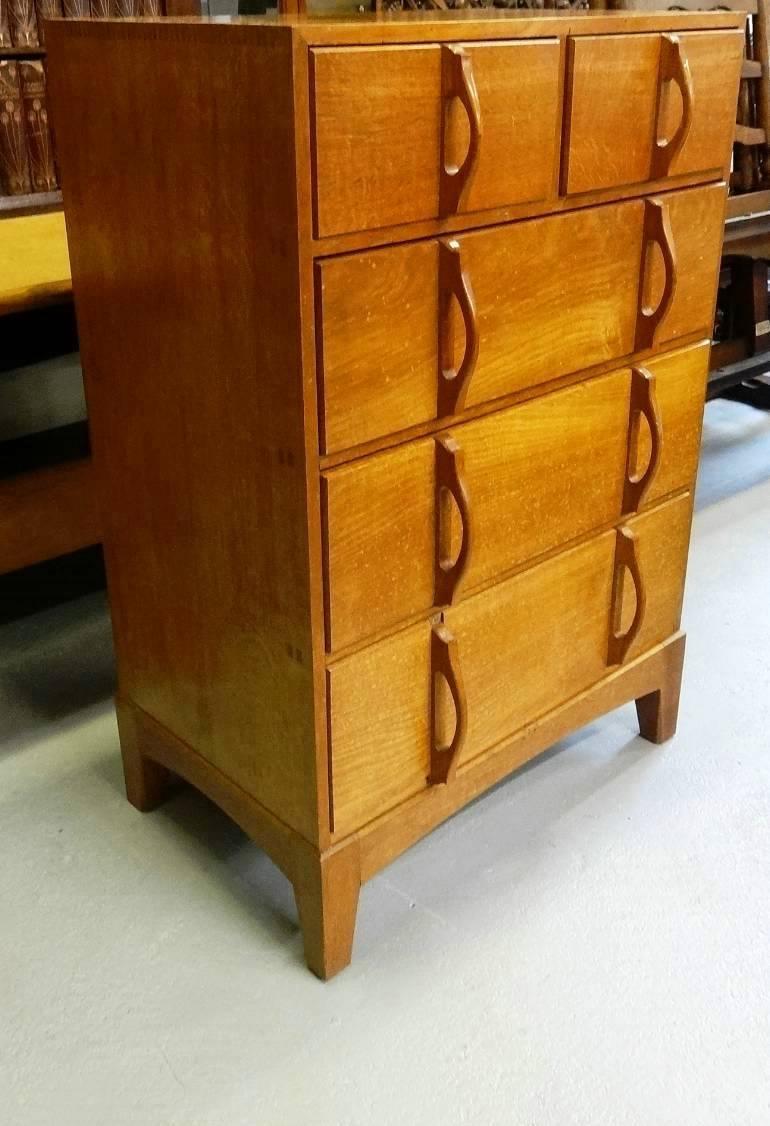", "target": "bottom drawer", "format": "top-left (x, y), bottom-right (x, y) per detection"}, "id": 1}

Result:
top-left (328, 492), bottom-right (693, 838)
